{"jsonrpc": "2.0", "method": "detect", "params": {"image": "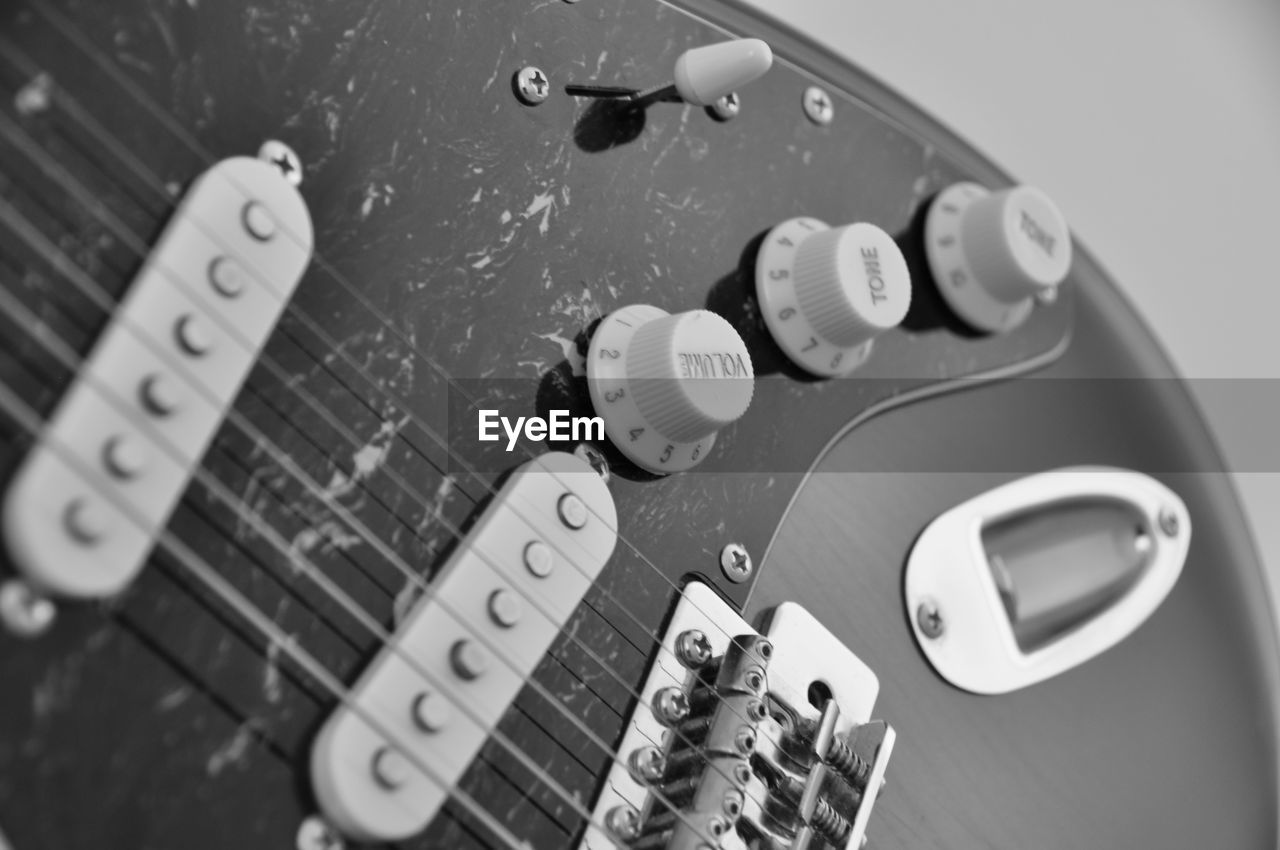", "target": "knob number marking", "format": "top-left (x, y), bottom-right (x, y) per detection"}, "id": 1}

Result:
top-left (755, 218), bottom-right (880, 377)
top-left (924, 182), bottom-right (1032, 333)
top-left (586, 305), bottom-right (719, 474)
